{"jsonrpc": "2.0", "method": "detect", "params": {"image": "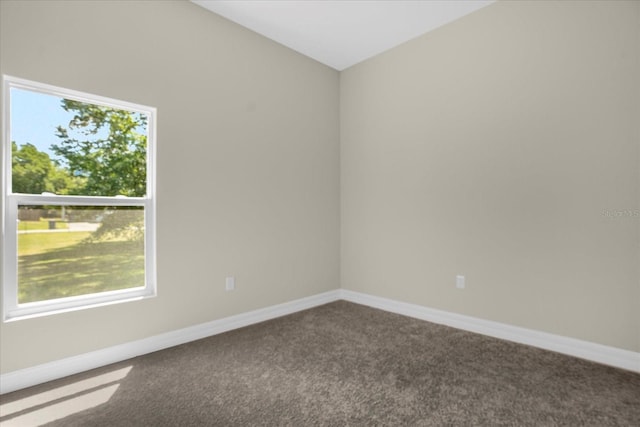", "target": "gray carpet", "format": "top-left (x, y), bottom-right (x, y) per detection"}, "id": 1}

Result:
top-left (1, 301), bottom-right (639, 426)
